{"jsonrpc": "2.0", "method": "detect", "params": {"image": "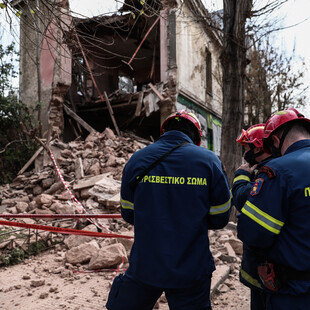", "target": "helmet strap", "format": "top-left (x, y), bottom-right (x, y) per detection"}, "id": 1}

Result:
top-left (244, 147), bottom-right (264, 166)
top-left (272, 123), bottom-right (293, 157)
